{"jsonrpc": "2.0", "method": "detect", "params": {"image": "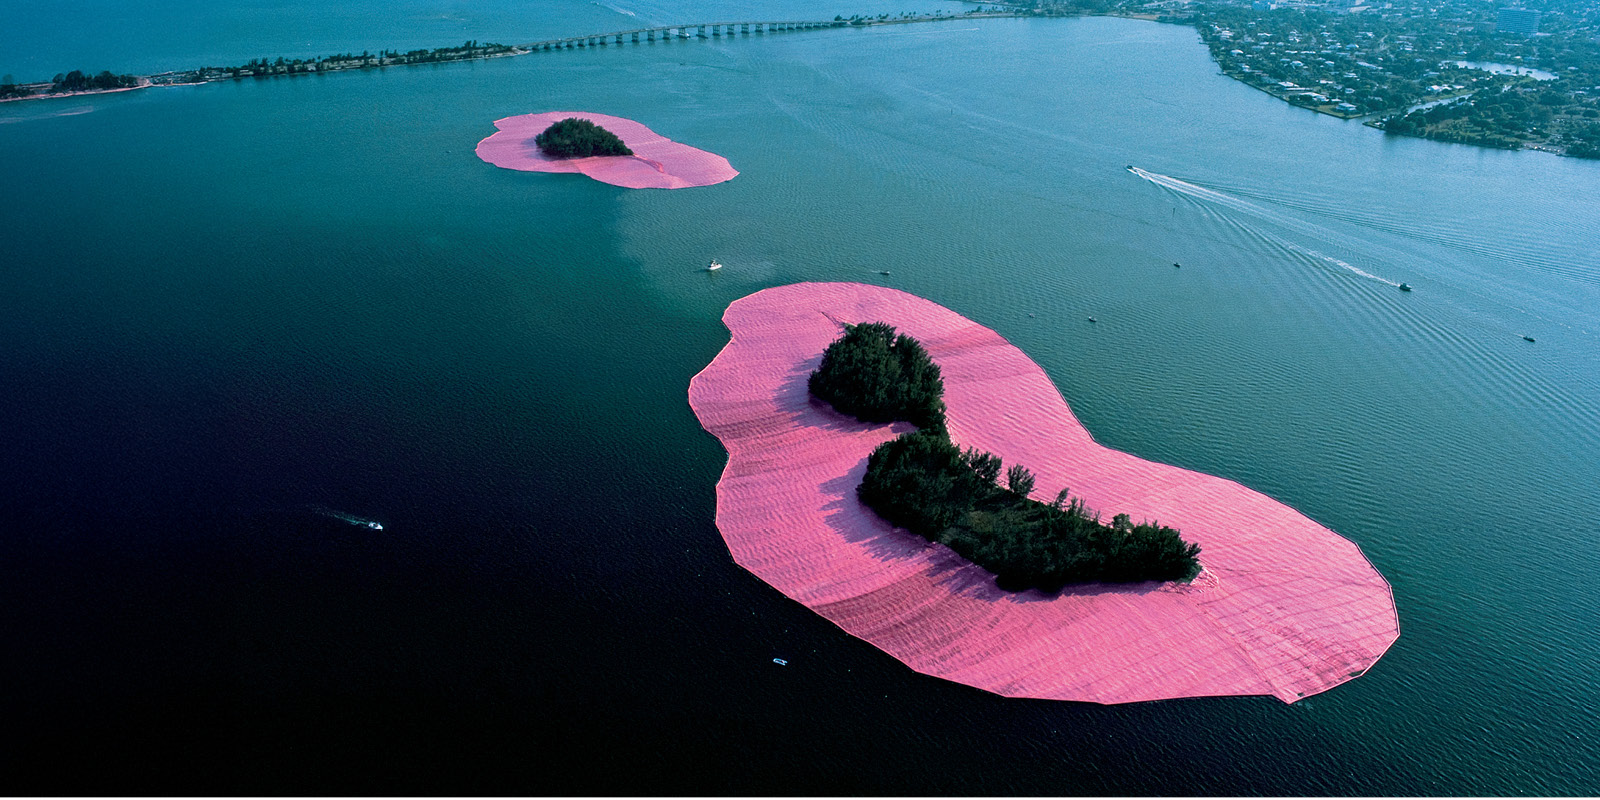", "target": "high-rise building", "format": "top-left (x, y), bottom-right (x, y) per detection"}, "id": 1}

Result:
top-left (1497, 7), bottom-right (1541, 36)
